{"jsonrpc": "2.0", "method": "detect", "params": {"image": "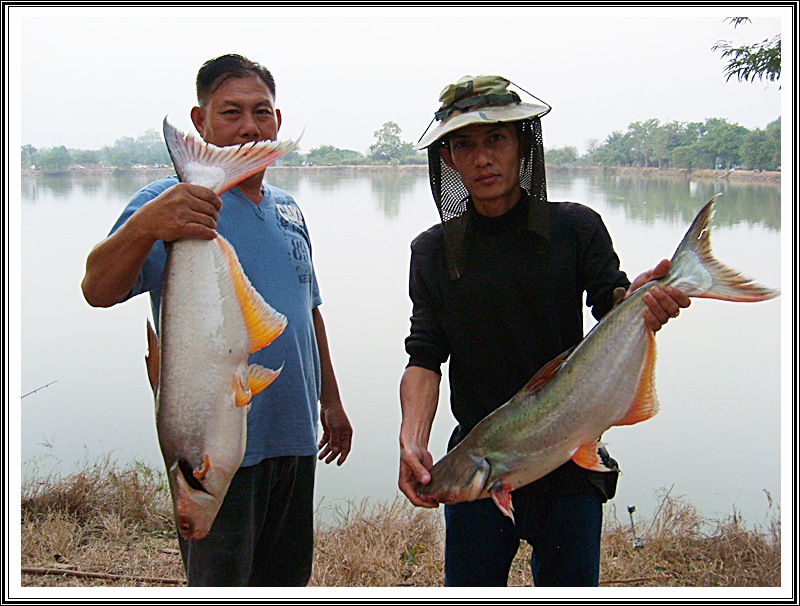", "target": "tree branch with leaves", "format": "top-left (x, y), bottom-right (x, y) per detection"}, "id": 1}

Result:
top-left (712, 17), bottom-right (780, 85)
